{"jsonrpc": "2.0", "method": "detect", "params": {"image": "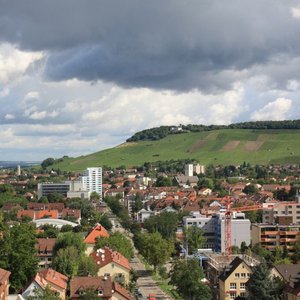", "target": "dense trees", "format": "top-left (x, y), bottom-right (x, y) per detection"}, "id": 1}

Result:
top-left (183, 226), bottom-right (205, 254)
top-left (95, 232), bottom-right (134, 259)
top-left (0, 223), bottom-right (38, 292)
top-left (246, 262), bottom-right (284, 300)
top-left (52, 233), bottom-right (97, 277)
top-left (170, 259), bottom-right (212, 300)
top-left (127, 120), bottom-right (300, 142)
top-left (135, 232), bottom-right (174, 272)
top-left (143, 212), bottom-right (179, 240)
